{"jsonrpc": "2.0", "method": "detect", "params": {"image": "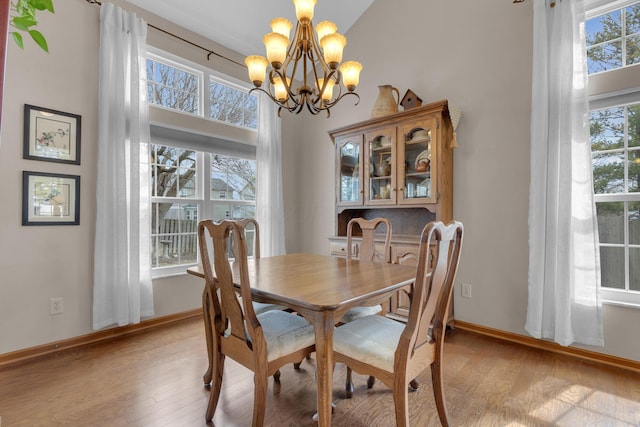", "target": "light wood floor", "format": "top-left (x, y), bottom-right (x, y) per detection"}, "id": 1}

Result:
top-left (1, 317), bottom-right (639, 427)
